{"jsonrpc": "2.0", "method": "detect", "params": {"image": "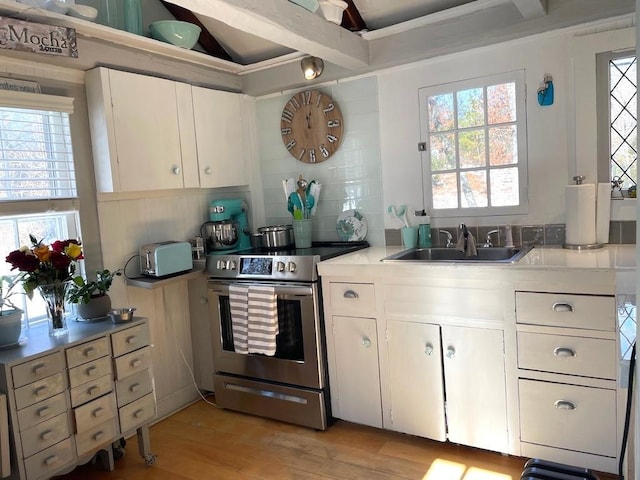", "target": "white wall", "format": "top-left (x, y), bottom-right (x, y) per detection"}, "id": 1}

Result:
top-left (376, 20), bottom-right (634, 230)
